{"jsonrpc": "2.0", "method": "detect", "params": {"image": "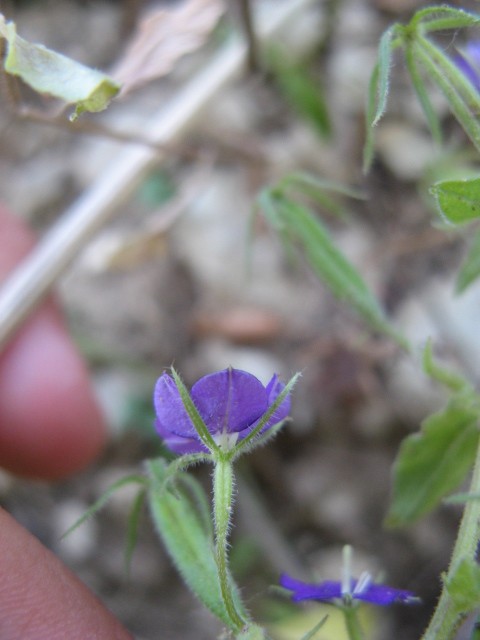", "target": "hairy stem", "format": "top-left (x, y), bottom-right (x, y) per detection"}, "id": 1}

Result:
top-left (421, 437), bottom-right (480, 640)
top-left (213, 458), bottom-right (247, 631)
